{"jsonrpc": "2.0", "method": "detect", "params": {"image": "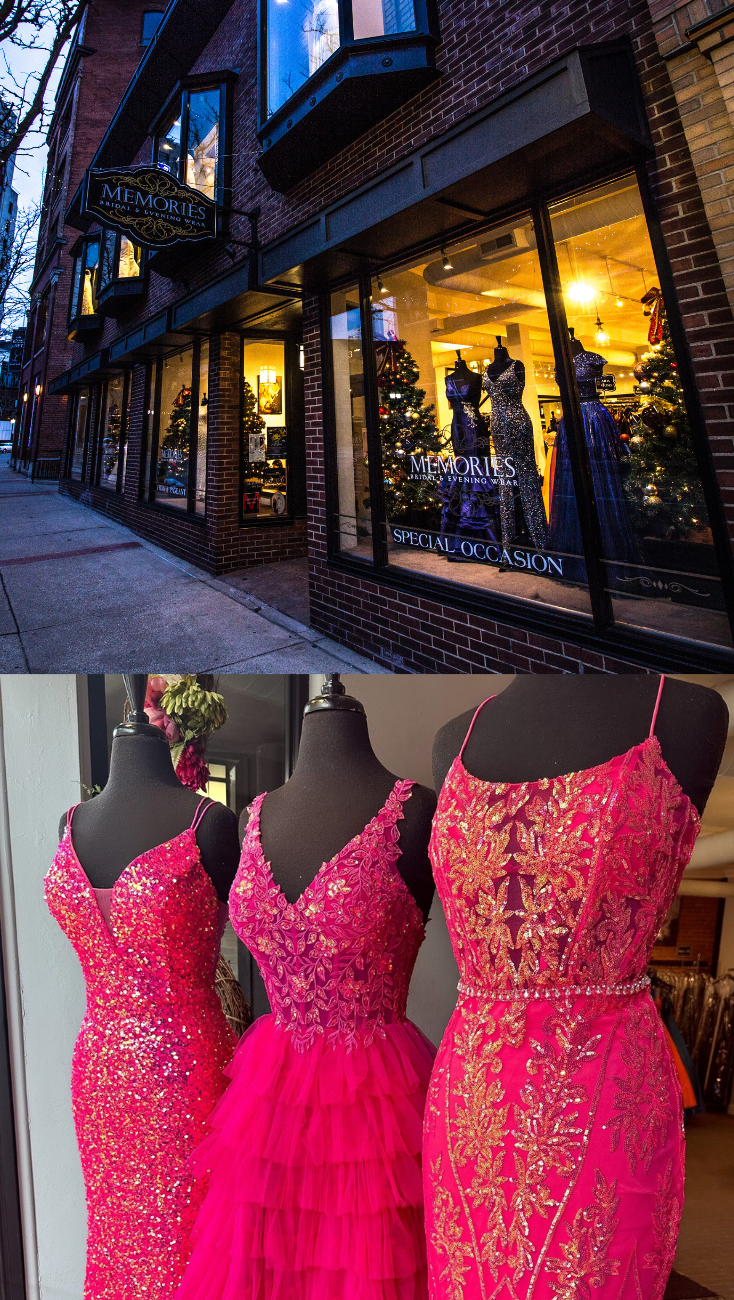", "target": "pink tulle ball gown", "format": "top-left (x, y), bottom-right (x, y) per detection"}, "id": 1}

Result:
top-left (44, 798), bottom-right (236, 1300)
top-left (175, 778), bottom-right (436, 1300)
top-left (423, 676), bottom-right (700, 1300)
